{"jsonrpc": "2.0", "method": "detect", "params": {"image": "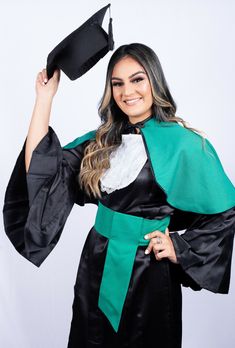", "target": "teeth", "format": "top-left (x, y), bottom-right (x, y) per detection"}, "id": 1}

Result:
top-left (125, 98), bottom-right (141, 105)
